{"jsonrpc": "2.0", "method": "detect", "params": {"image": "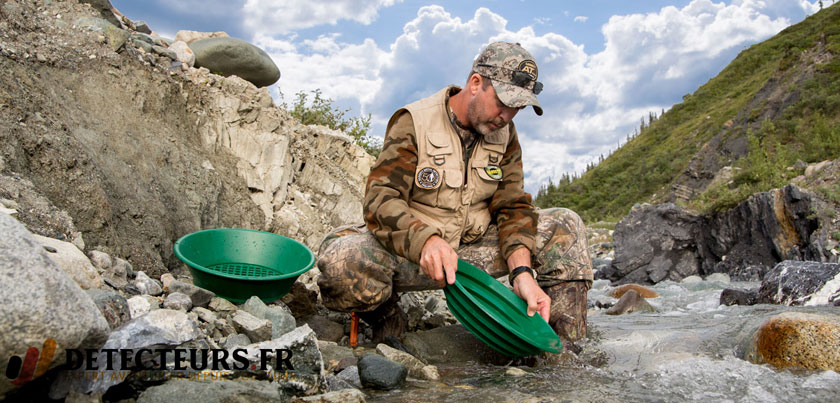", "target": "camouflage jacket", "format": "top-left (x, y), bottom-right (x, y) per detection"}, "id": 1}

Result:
top-left (364, 86), bottom-right (537, 264)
